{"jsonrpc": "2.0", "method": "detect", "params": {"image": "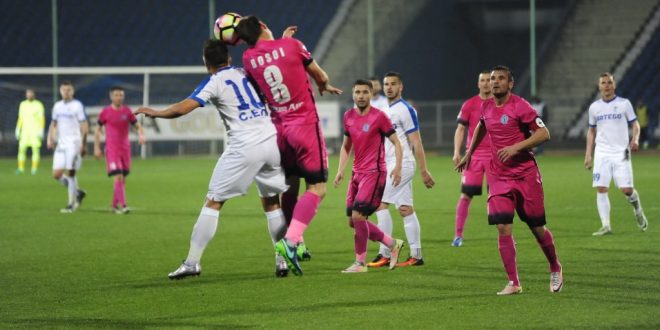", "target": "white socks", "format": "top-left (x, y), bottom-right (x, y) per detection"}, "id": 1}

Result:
top-left (627, 189), bottom-right (642, 214)
top-left (597, 192), bottom-right (611, 228)
top-left (403, 213), bottom-right (422, 258)
top-left (265, 209), bottom-right (287, 245)
top-left (375, 209), bottom-right (393, 257)
top-left (67, 176), bottom-right (77, 205)
top-left (185, 207), bottom-right (219, 265)
top-left (58, 176), bottom-right (69, 187)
